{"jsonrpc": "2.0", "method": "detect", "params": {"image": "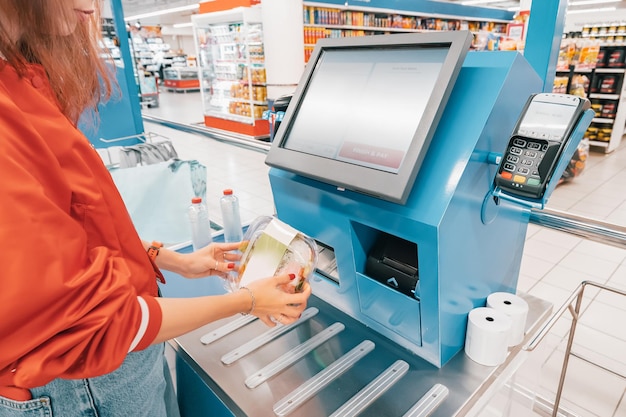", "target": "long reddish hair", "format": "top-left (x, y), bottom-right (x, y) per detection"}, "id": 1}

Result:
top-left (0, 0), bottom-right (114, 123)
